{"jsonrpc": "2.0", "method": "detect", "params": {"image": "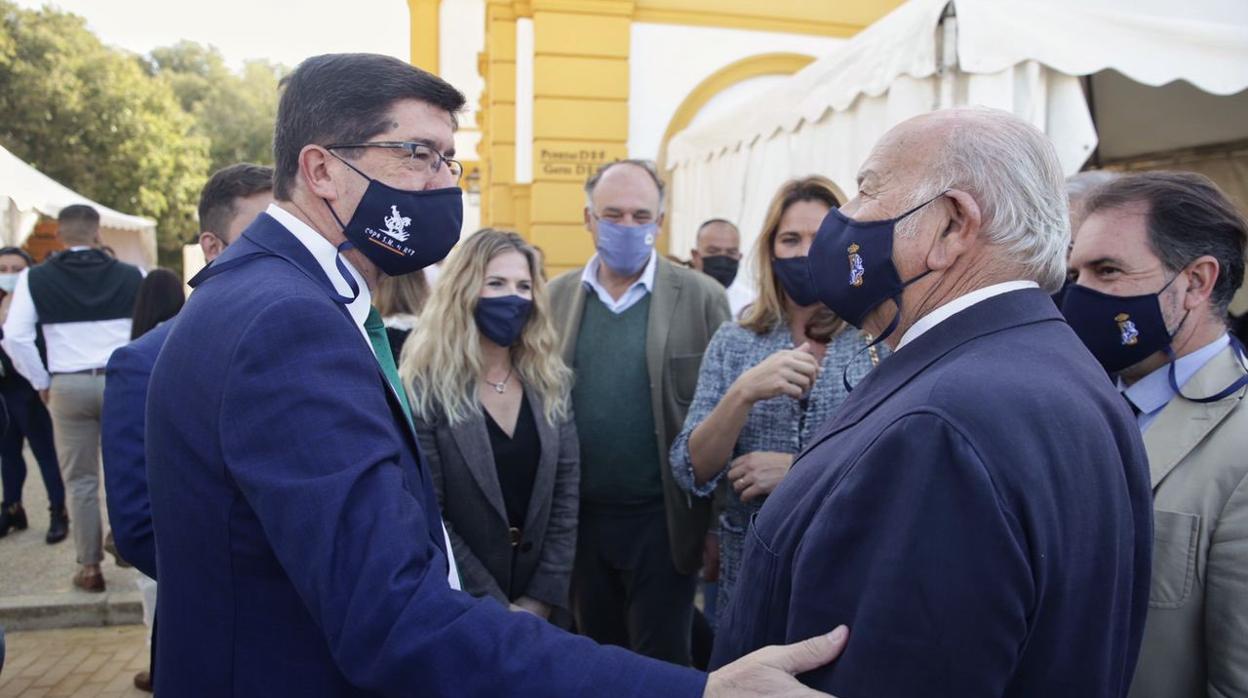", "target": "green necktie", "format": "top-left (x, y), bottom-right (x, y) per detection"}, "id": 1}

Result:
top-left (364, 307), bottom-right (414, 427)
